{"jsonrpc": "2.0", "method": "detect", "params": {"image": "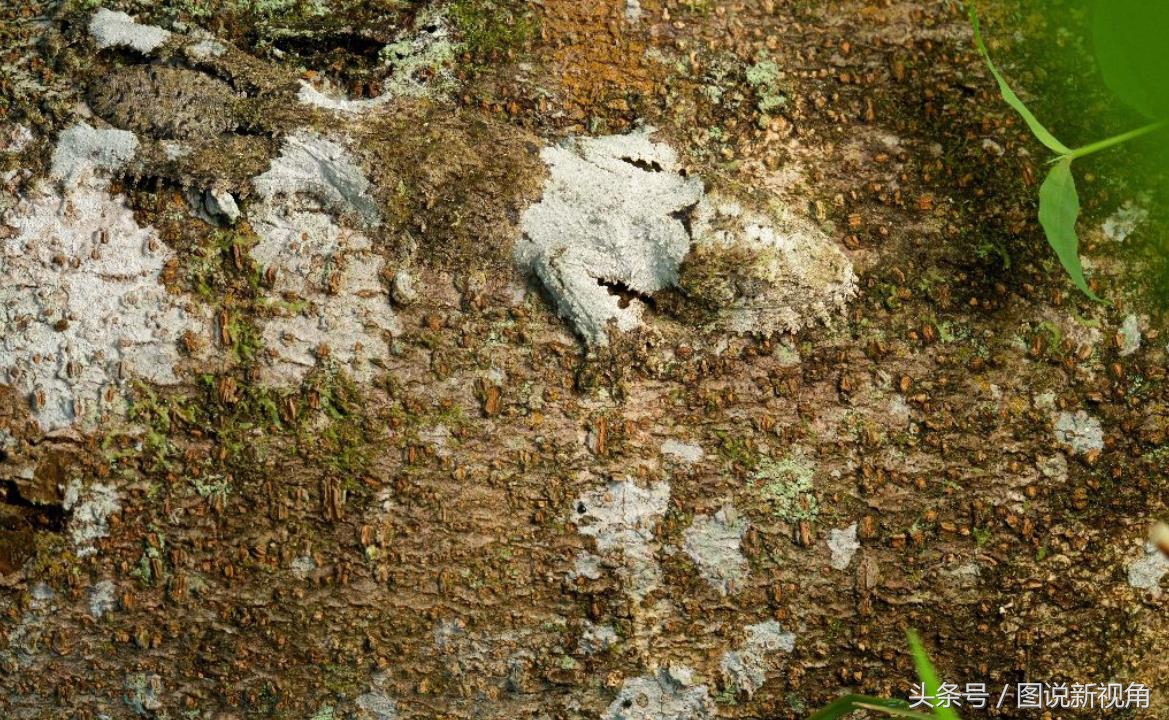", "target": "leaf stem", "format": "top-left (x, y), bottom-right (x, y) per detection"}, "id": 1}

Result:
top-left (1067, 120), bottom-right (1166, 160)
